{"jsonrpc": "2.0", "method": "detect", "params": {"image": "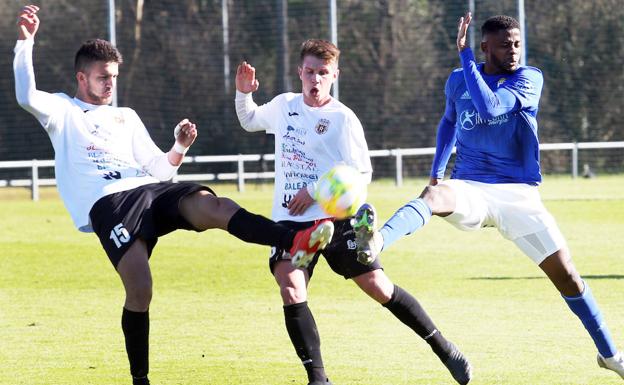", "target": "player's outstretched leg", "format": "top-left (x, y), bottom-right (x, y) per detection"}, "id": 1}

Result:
top-left (353, 198), bottom-right (433, 265)
top-left (382, 285), bottom-right (472, 384)
top-left (290, 220), bottom-right (334, 268)
top-left (352, 203), bottom-right (384, 264)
